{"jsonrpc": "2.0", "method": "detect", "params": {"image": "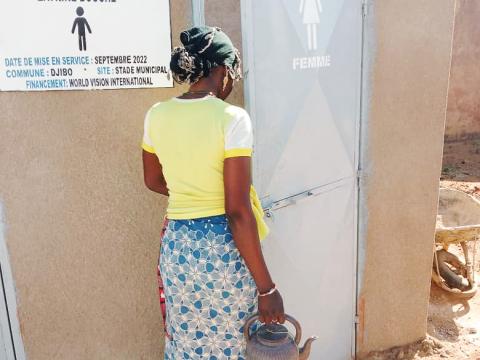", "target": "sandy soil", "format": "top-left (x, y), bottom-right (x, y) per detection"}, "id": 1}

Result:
top-left (364, 138), bottom-right (480, 360)
top-left (364, 272), bottom-right (480, 360)
top-left (424, 248), bottom-right (480, 360)
top-left (440, 139), bottom-right (480, 199)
